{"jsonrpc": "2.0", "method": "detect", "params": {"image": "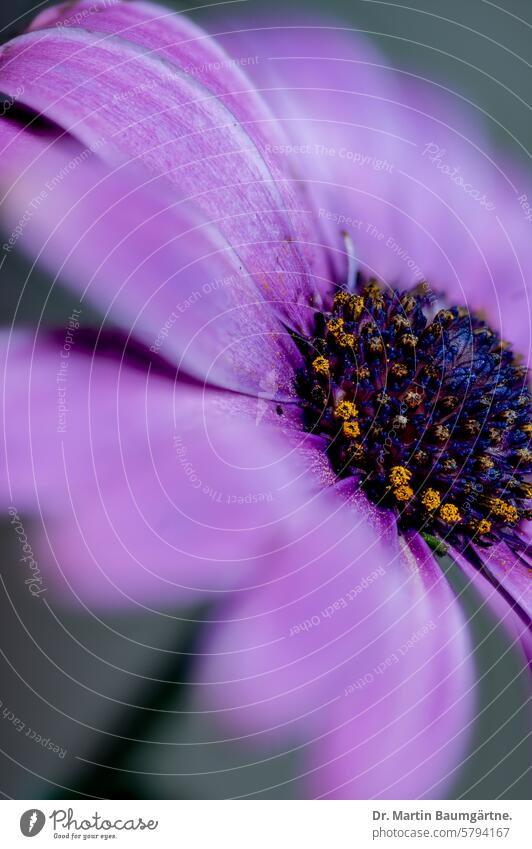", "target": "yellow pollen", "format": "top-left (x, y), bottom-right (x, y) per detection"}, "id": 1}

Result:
top-left (343, 420), bottom-right (361, 438)
top-left (392, 315), bottom-right (411, 331)
top-left (400, 295), bottom-right (416, 313)
top-left (521, 483), bottom-right (532, 498)
top-left (364, 280), bottom-right (381, 297)
top-left (404, 390), bottom-right (422, 408)
top-left (327, 318), bottom-right (344, 336)
top-left (401, 333), bottom-right (418, 348)
top-left (368, 337), bottom-right (384, 353)
top-left (348, 442), bottom-right (365, 460)
top-left (333, 291), bottom-right (350, 308)
top-left (433, 424), bottom-right (450, 442)
top-left (389, 466), bottom-right (412, 487)
top-left (394, 485), bottom-right (414, 502)
top-left (488, 498), bottom-right (519, 524)
top-left (312, 356), bottom-right (330, 376)
top-left (349, 295), bottom-right (365, 320)
top-left (337, 332), bottom-right (355, 348)
top-left (521, 423), bottom-right (532, 434)
top-left (439, 503), bottom-right (462, 524)
top-left (421, 488), bottom-right (441, 511)
top-left (477, 519), bottom-right (492, 535)
top-left (334, 400), bottom-right (358, 420)
top-left (390, 363), bottom-right (408, 378)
